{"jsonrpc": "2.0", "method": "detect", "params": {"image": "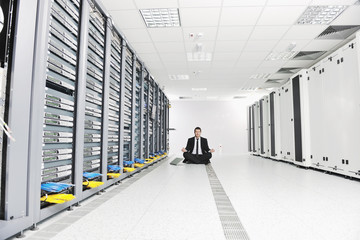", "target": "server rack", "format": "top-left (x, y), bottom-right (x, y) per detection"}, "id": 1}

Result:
top-left (1, 0), bottom-right (169, 238)
top-left (107, 28), bottom-right (122, 175)
top-left (273, 89), bottom-right (282, 160)
top-left (142, 71), bottom-right (150, 159)
top-left (133, 61), bottom-right (142, 160)
top-left (83, 4), bottom-right (105, 186)
top-left (253, 102), bottom-right (260, 155)
top-left (148, 78), bottom-right (154, 156)
top-left (279, 81), bottom-right (294, 163)
top-left (247, 106), bottom-right (252, 152)
top-left (259, 96), bottom-right (269, 157)
top-left (123, 47), bottom-right (134, 168)
top-left (269, 92), bottom-right (276, 157)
